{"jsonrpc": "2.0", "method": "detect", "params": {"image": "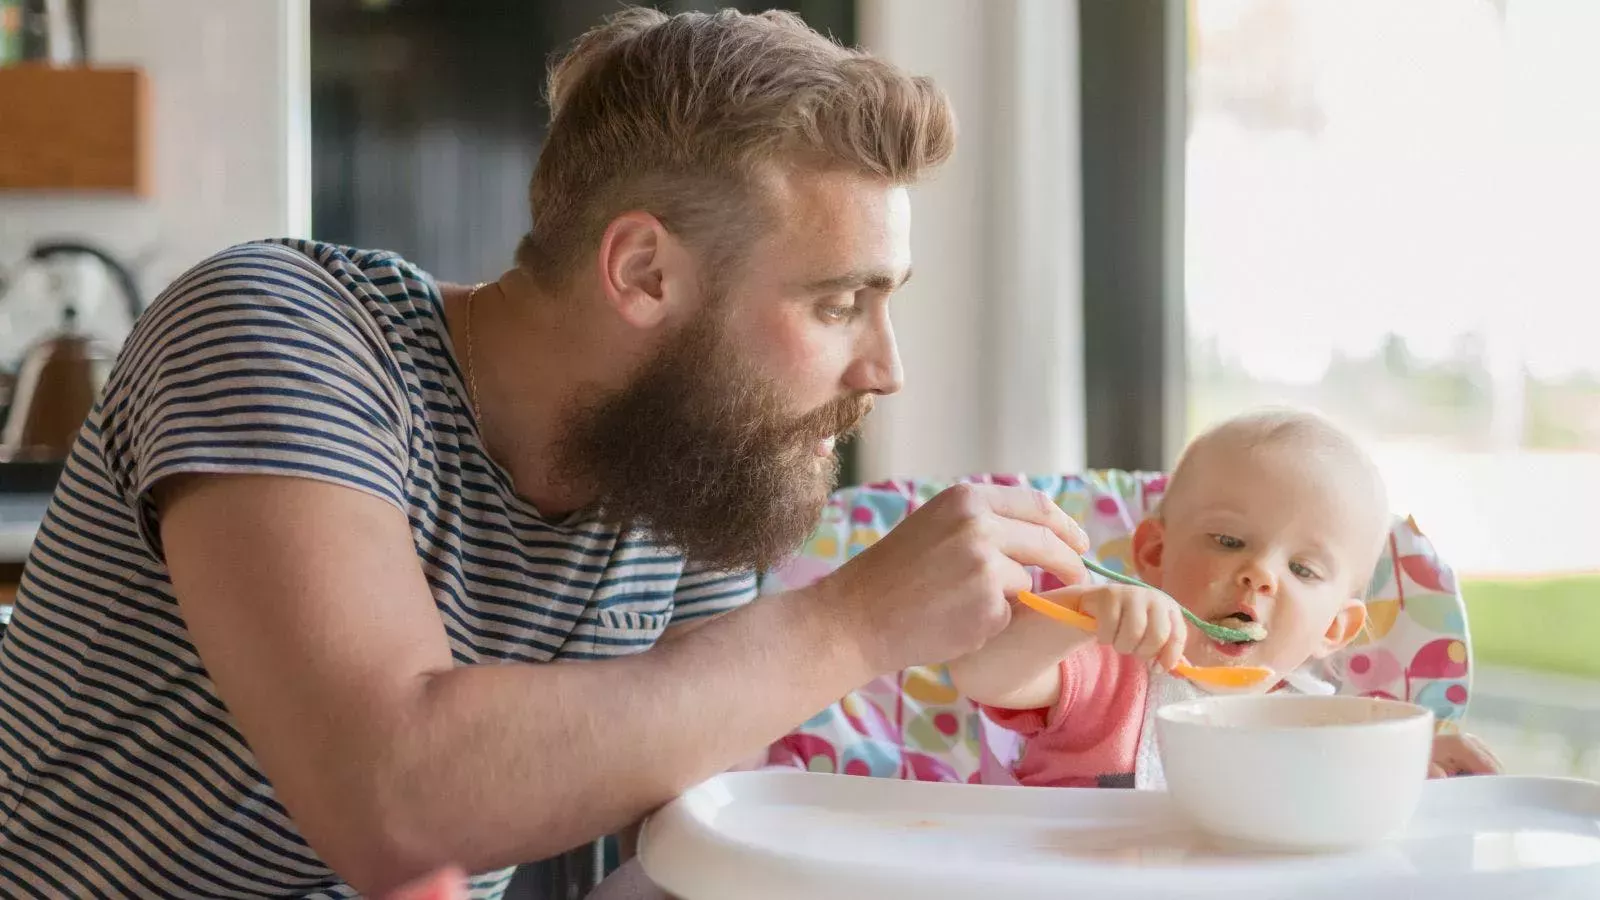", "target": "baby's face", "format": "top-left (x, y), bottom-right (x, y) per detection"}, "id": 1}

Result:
top-left (1139, 443), bottom-right (1385, 676)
